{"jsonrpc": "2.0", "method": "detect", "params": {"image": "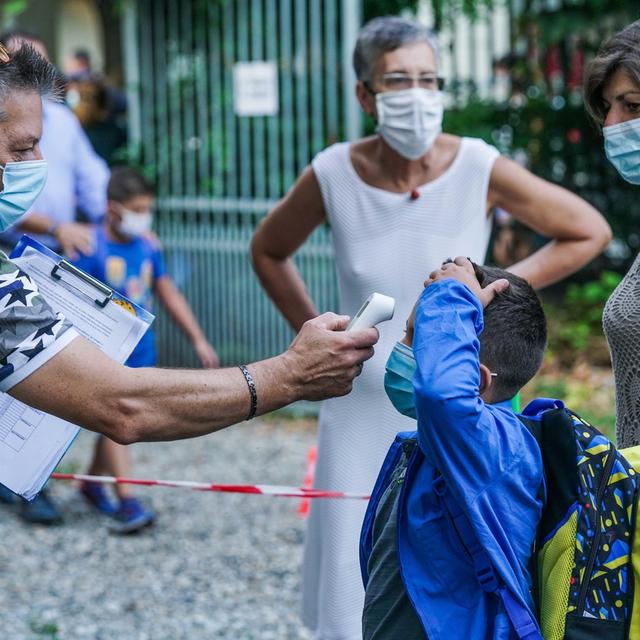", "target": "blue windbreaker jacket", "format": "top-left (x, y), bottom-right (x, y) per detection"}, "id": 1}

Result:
top-left (360, 279), bottom-right (544, 639)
